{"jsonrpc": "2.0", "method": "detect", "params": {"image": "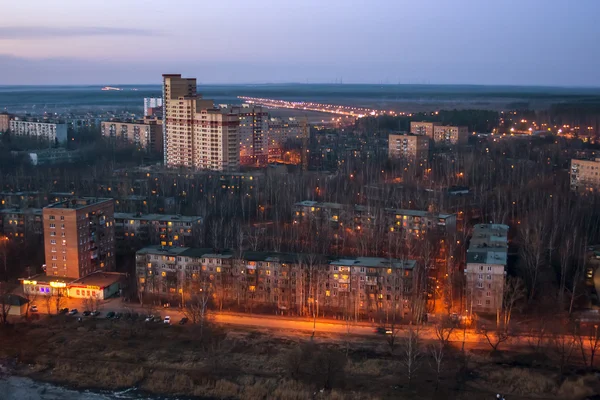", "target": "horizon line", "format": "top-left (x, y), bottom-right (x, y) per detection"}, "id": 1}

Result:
top-left (1, 82), bottom-right (600, 90)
